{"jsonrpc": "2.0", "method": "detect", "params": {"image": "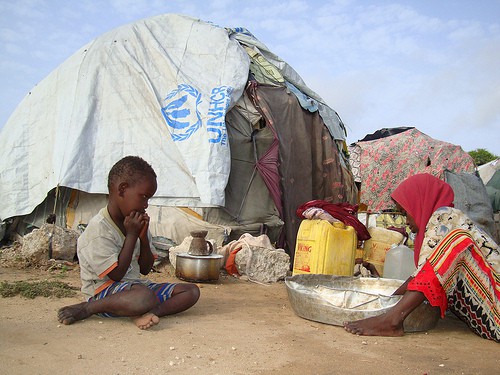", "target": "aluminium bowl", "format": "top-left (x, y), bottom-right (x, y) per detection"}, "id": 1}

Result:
top-left (285, 274), bottom-right (440, 332)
